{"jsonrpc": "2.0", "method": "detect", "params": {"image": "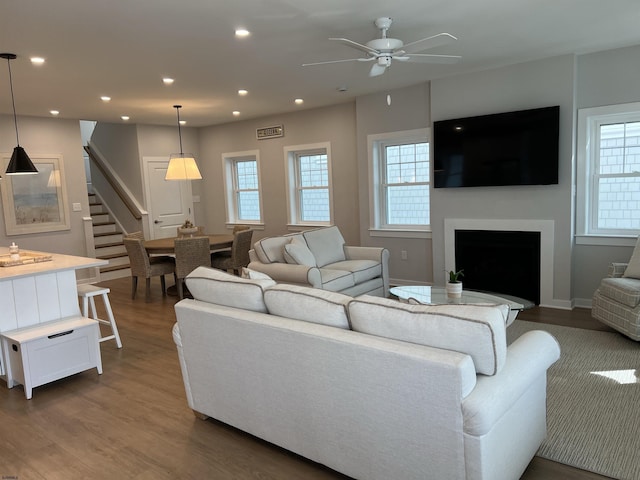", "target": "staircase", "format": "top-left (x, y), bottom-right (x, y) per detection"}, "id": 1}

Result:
top-left (89, 193), bottom-right (131, 281)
